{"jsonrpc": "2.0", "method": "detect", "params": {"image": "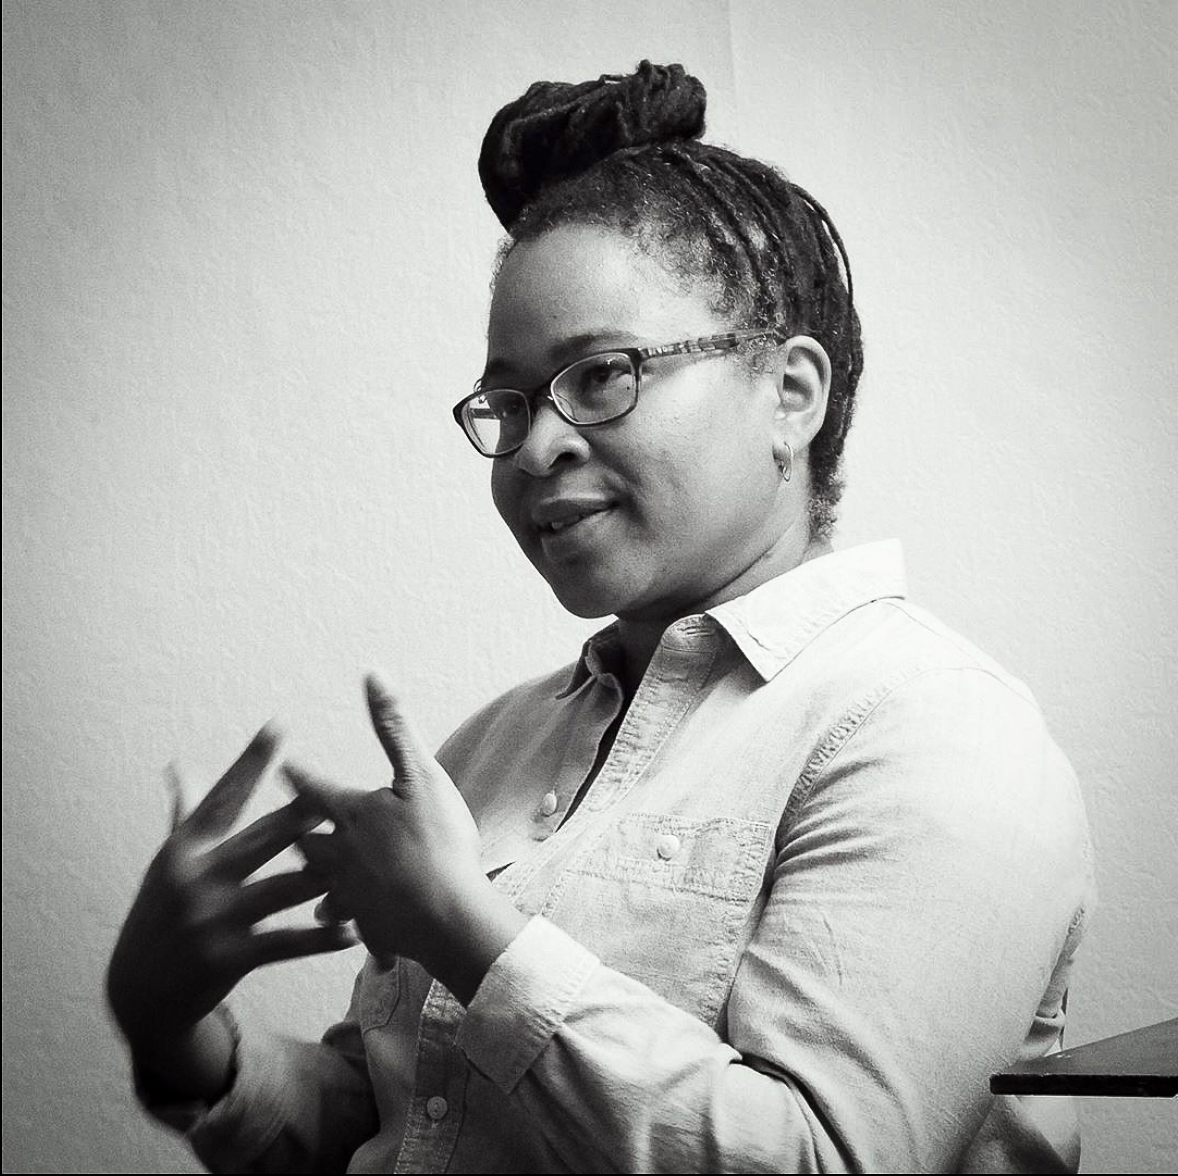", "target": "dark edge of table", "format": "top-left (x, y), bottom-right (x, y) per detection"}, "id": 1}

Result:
top-left (990, 1018), bottom-right (1178, 1098)
top-left (990, 1072), bottom-right (1178, 1097)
